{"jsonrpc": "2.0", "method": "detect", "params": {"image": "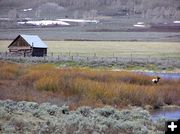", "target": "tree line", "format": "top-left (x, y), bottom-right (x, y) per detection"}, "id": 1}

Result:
top-left (0, 0), bottom-right (180, 21)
